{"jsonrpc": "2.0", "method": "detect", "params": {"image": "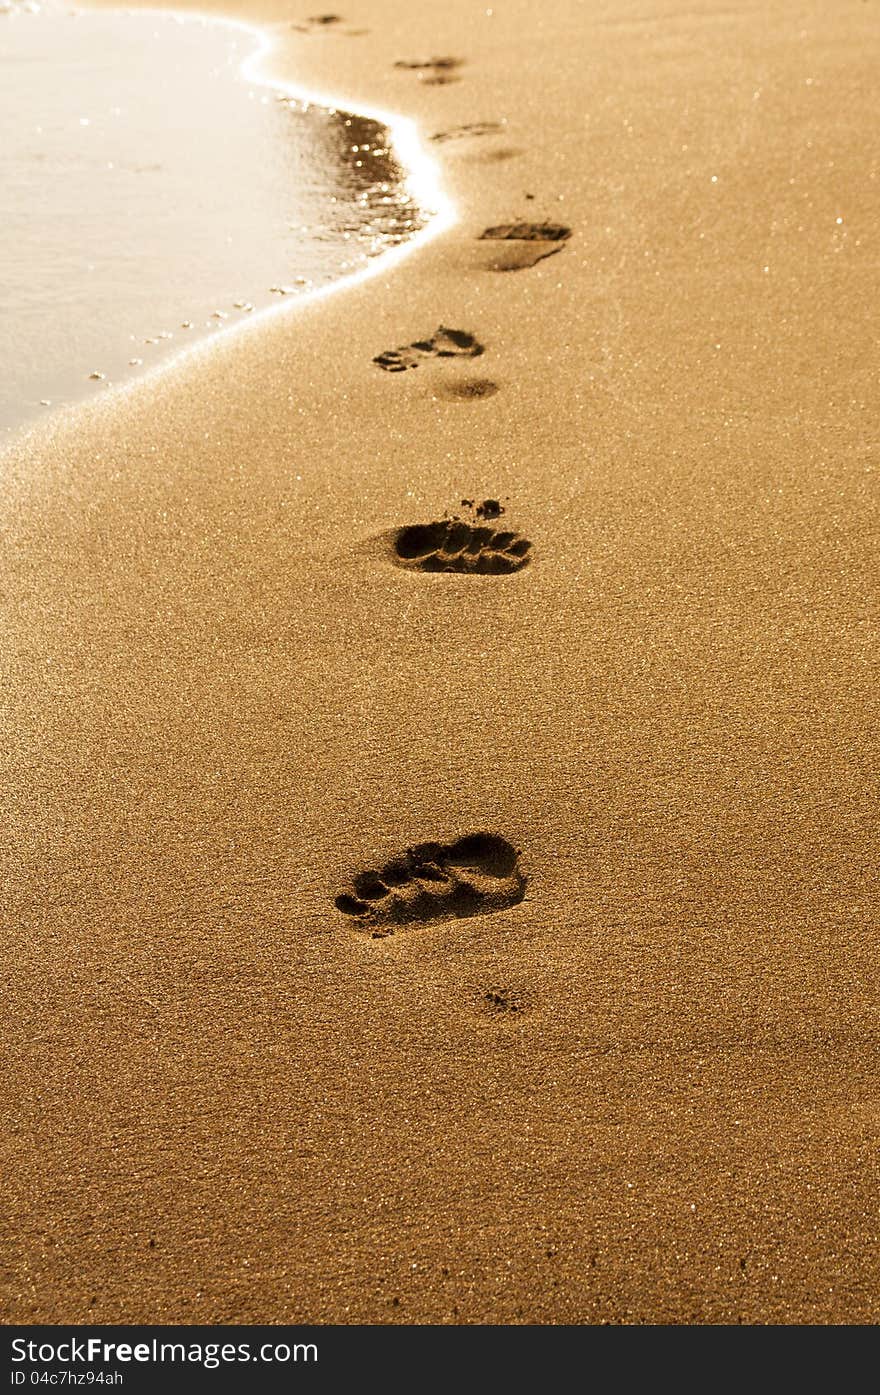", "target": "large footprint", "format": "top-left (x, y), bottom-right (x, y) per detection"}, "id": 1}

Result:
top-left (335, 833), bottom-right (526, 936)
top-left (393, 519), bottom-right (532, 574)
